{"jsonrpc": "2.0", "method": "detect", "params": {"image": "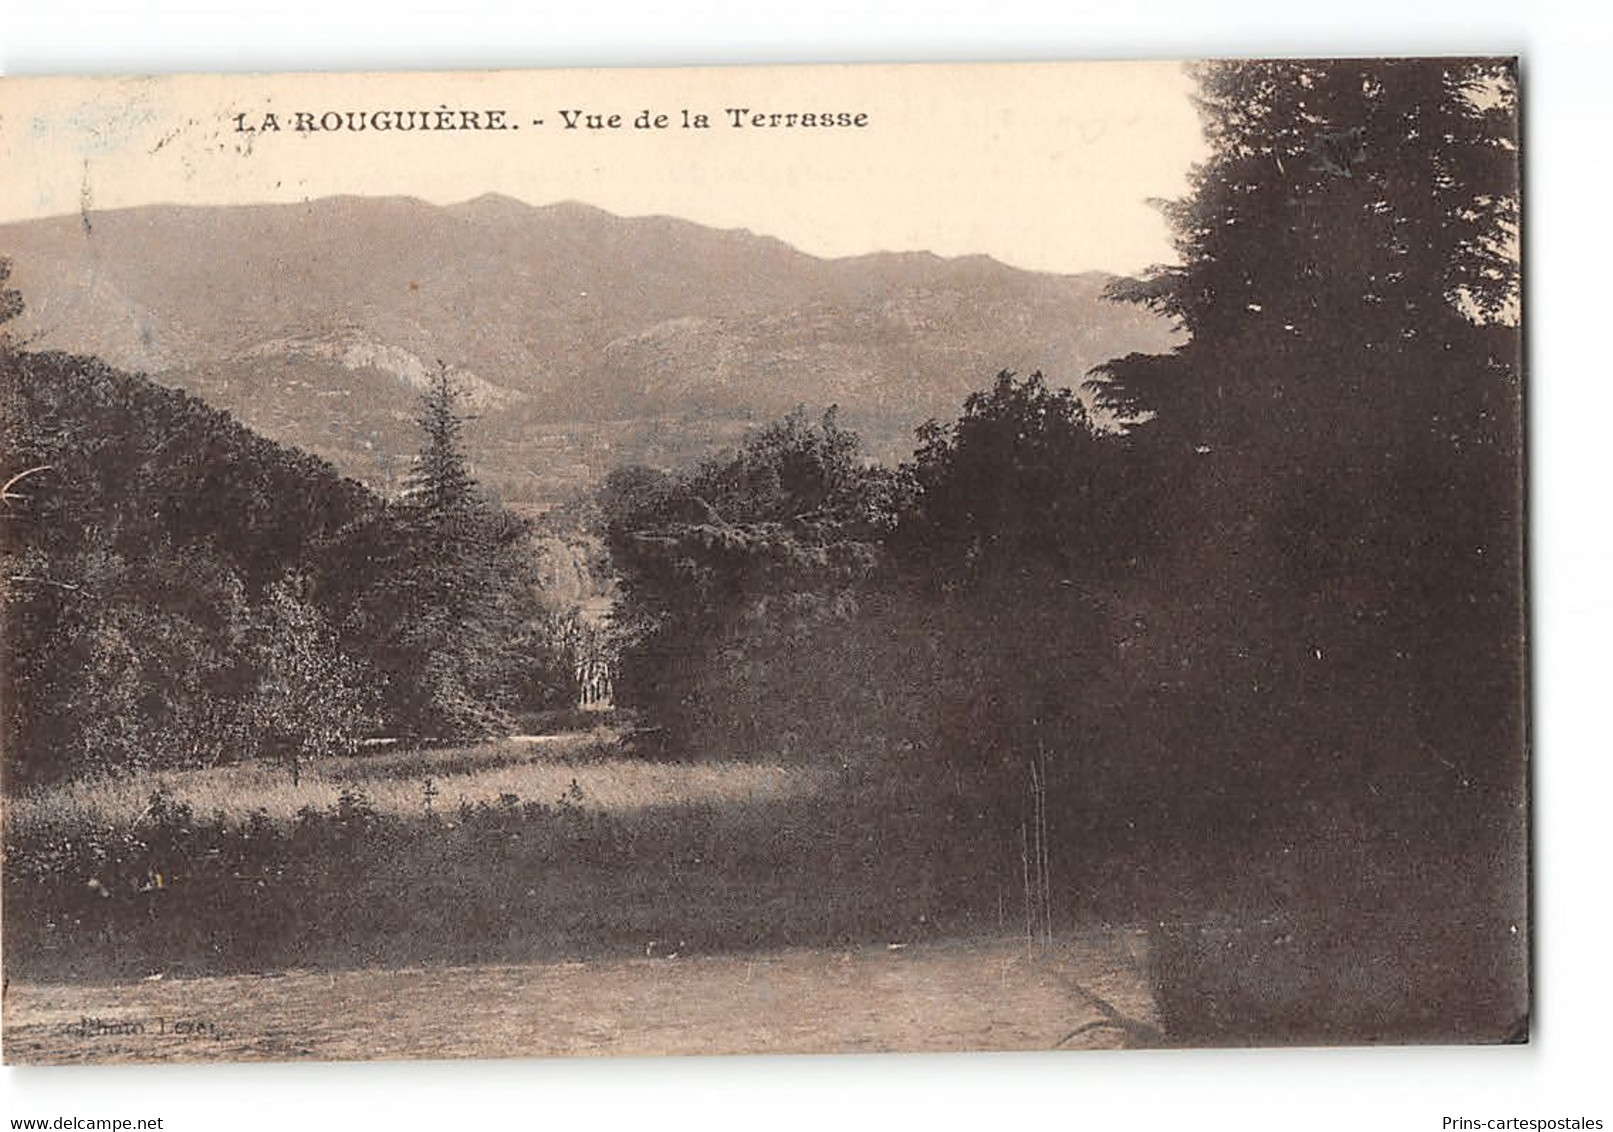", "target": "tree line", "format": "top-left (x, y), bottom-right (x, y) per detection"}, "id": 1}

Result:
top-left (1, 298), bottom-right (577, 787)
top-left (600, 59), bottom-right (1525, 956)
